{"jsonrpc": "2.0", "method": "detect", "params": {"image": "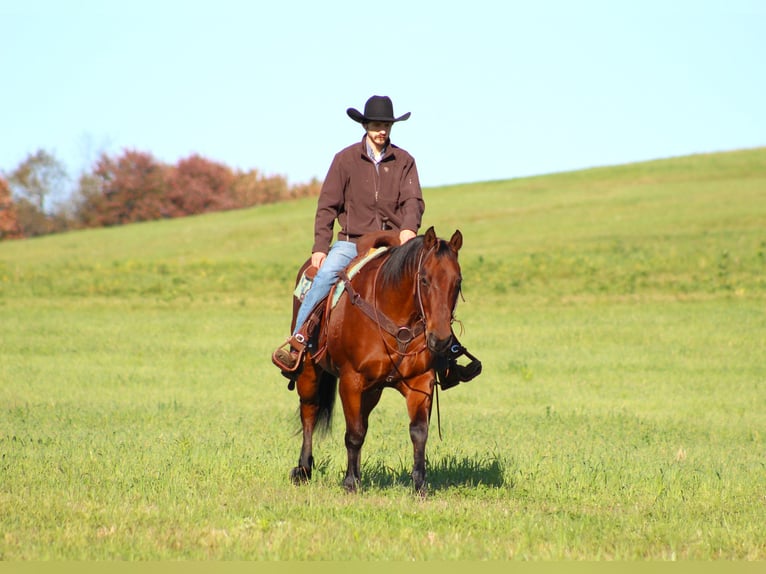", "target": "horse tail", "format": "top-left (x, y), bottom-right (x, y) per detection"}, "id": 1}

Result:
top-left (315, 371), bottom-right (337, 436)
